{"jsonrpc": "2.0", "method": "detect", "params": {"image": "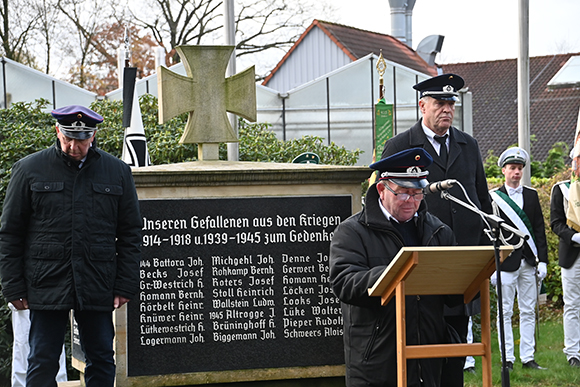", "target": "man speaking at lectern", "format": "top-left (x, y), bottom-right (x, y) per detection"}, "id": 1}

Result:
top-left (329, 148), bottom-right (461, 387)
